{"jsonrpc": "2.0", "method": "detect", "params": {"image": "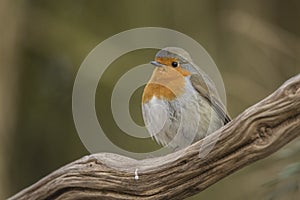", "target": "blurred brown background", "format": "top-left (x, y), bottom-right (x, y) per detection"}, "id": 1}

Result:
top-left (1, 0), bottom-right (299, 199)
